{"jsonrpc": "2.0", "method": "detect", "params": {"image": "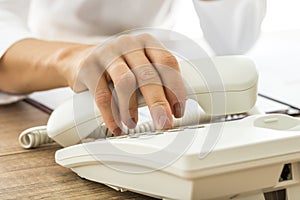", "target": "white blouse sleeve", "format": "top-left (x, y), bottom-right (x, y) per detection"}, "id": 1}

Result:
top-left (193, 0), bottom-right (266, 55)
top-left (0, 0), bottom-right (33, 104)
top-left (0, 0), bottom-right (33, 58)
